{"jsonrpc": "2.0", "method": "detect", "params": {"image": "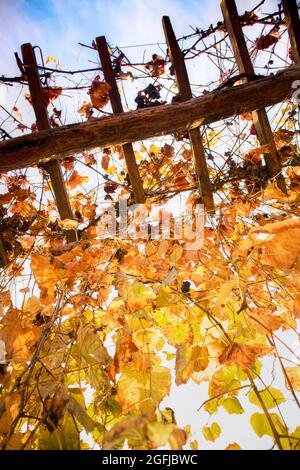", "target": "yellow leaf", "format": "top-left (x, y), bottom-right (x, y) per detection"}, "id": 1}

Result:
top-left (0, 394), bottom-right (20, 434)
top-left (204, 399), bottom-right (219, 415)
top-left (0, 309), bottom-right (40, 362)
top-left (176, 344), bottom-right (209, 385)
top-left (164, 321), bottom-right (193, 346)
top-left (190, 440), bottom-right (199, 450)
top-left (73, 325), bottom-right (110, 366)
top-left (57, 218), bottom-right (79, 230)
top-left (149, 144), bottom-right (159, 156)
top-left (285, 367), bottom-right (300, 391)
top-left (175, 344), bottom-right (194, 385)
top-left (5, 432), bottom-right (32, 450)
top-left (147, 422), bottom-right (175, 448)
top-left (118, 365), bottom-right (171, 414)
top-left (248, 387), bottom-right (285, 409)
top-left (250, 412), bottom-right (285, 438)
top-left (249, 218), bottom-right (300, 270)
top-left (132, 328), bottom-right (160, 353)
top-left (17, 236), bottom-right (35, 251)
top-left (102, 416), bottom-right (146, 450)
top-left (31, 253), bottom-right (65, 299)
top-left (45, 55), bottom-right (57, 64)
top-left (24, 296), bottom-right (41, 315)
top-left (39, 416), bottom-right (80, 450)
top-left (202, 422), bottom-right (221, 442)
top-left (125, 281), bottom-right (156, 312)
top-left (293, 295), bottom-right (300, 319)
top-left (107, 166), bottom-right (117, 175)
top-left (170, 246), bottom-right (183, 266)
top-left (221, 397), bottom-right (244, 414)
top-left (225, 442), bottom-right (241, 450)
top-left (169, 428), bottom-right (187, 450)
top-left (214, 279), bottom-right (237, 309)
top-left (67, 394), bottom-right (95, 433)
